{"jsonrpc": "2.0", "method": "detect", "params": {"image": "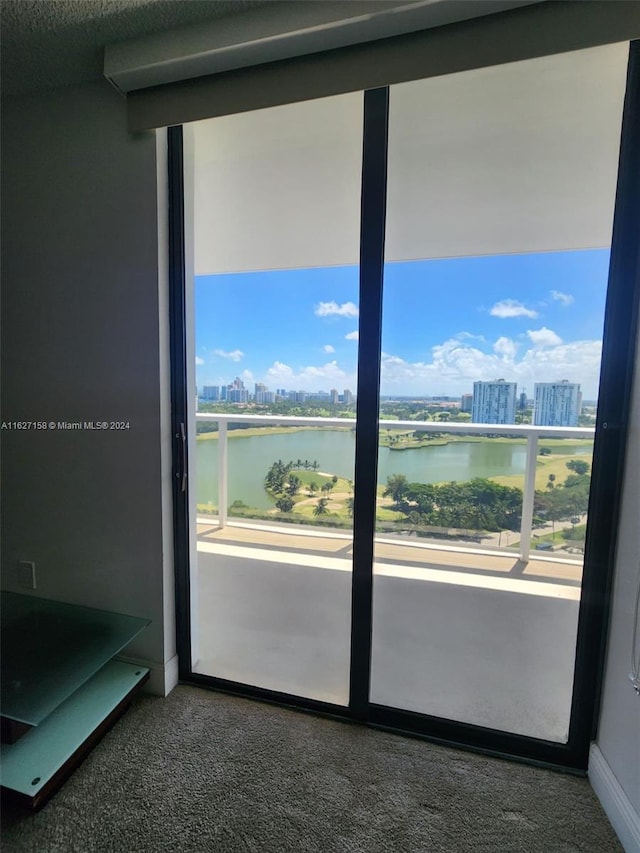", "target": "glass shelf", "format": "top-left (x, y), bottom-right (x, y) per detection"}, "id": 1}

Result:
top-left (1, 592), bottom-right (150, 726)
top-left (1, 660), bottom-right (149, 803)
